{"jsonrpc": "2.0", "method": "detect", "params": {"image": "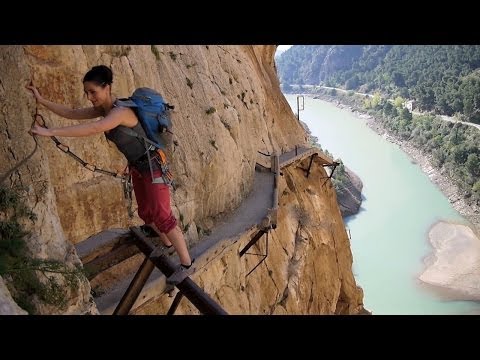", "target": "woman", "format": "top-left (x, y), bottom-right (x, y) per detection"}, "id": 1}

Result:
top-left (27, 65), bottom-right (193, 285)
